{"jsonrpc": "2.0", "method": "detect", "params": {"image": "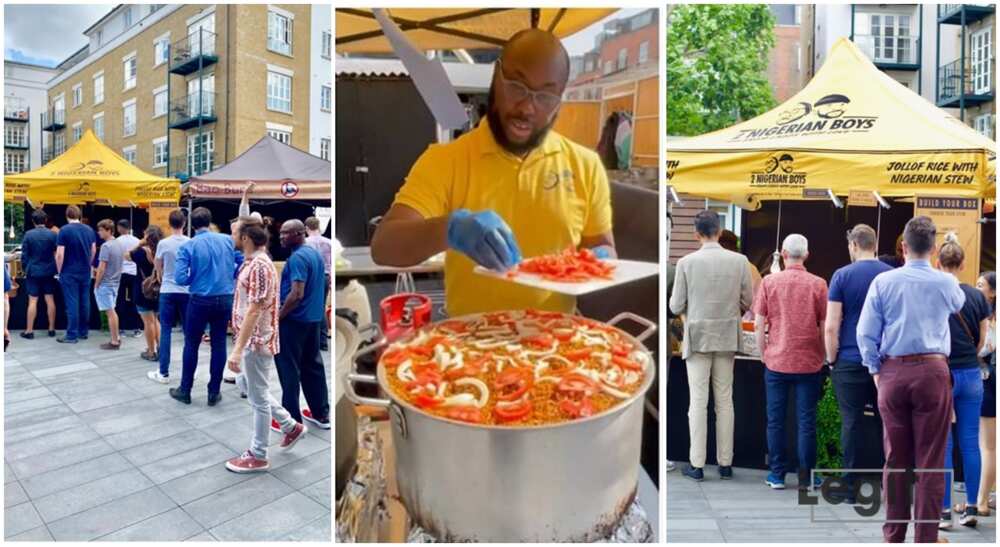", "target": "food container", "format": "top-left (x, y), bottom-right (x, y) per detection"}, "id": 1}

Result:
top-left (345, 311), bottom-right (656, 542)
